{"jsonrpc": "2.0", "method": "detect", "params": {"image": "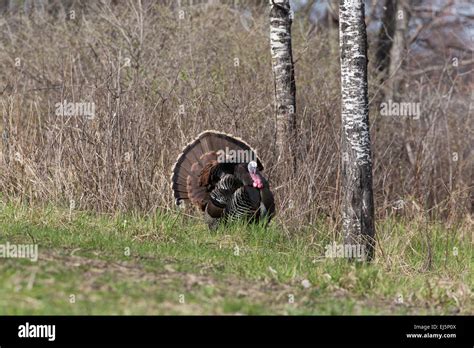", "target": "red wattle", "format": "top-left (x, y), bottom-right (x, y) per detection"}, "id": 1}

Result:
top-left (250, 173), bottom-right (263, 189)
